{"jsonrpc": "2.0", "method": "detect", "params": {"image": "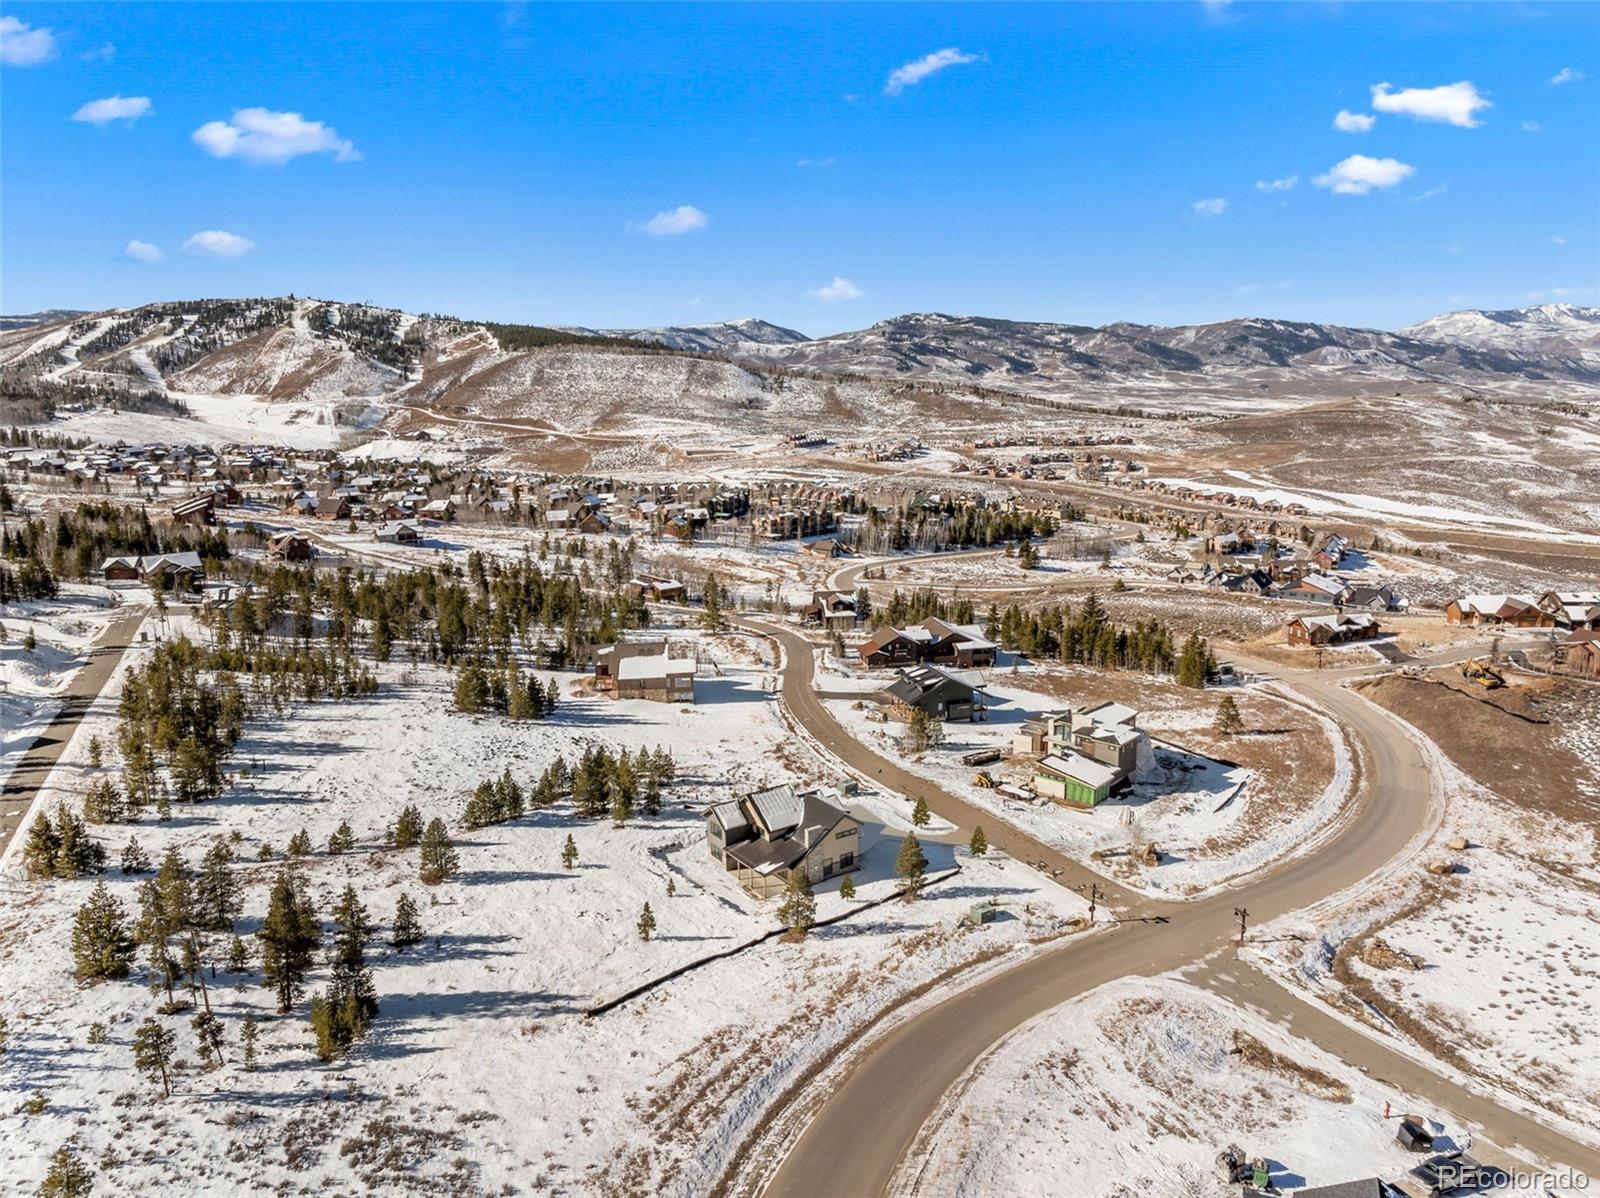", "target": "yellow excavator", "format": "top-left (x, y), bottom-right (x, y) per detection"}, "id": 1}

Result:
top-left (1460, 657), bottom-right (1505, 689)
